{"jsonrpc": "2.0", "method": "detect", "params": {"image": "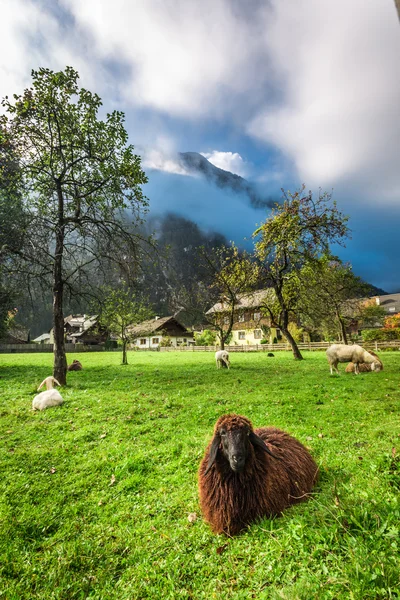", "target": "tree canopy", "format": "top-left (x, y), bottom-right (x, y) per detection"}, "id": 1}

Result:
top-left (253, 187), bottom-right (349, 358)
top-left (0, 67), bottom-right (149, 381)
